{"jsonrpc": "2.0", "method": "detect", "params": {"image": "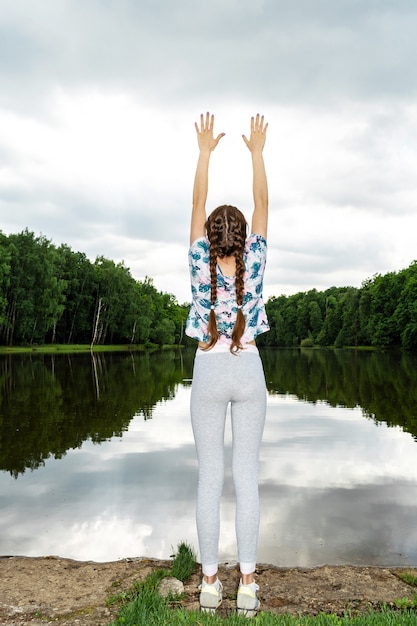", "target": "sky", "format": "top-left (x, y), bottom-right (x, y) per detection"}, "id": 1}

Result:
top-left (1, 0), bottom-right (417, 304)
